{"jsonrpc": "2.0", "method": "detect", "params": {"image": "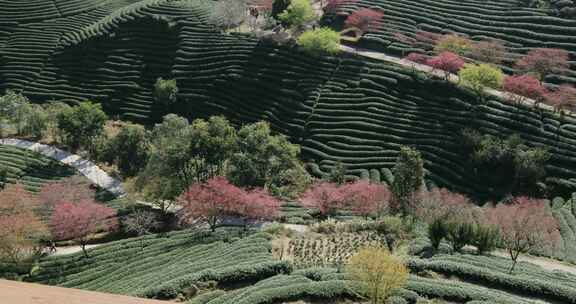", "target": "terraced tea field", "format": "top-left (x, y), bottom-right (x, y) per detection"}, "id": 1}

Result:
top-left (0, 145), bottom-right (77, 192)
top-left (32, 229), bottom-right (289, 299)
top-left (3, 0), bottom-right (576, 197)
